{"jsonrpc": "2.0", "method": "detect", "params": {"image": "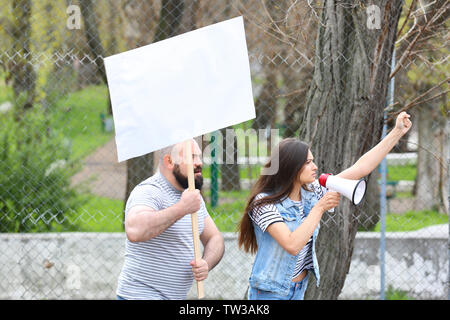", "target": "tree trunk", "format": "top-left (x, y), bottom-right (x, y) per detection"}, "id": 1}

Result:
top-left (9, 0), bottom-right (36, 117)
top-left (153, 0), bottom-right (185, 42)
top-left (217, 0), bottom-right (244, 192)
top-left (125, 153), bottom-right (154, 203)
top-left (358, 170), bottom-right (380, 230)
top-left (251, 71), bottom-right (277, 132)
top-left (251, 0), bottom-right (282, 133)
top-left (220, 127), bottom-right (241, 191)
top-left (80, 0), bottom-right (112, 115)
top-left (415, 99), bottom-right (448, 213)
top-left (300, 0), bottom-right (403, 300)
top-left (280, 6), bottom-right (317, 138)
top-left (282, 62), bottom-right (312, 137)
top-left (105, 1), bottom-right (119, 55)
